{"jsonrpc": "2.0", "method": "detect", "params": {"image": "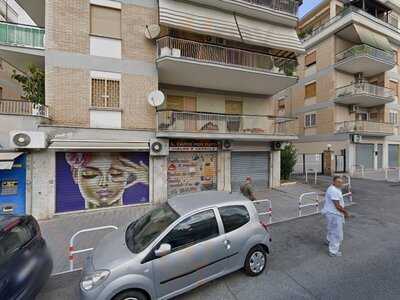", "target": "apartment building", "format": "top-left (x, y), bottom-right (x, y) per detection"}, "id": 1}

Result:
top-left (0, 0), bottom-right (303, 220)
top-left (278, 0), bottom-right (400, 174)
